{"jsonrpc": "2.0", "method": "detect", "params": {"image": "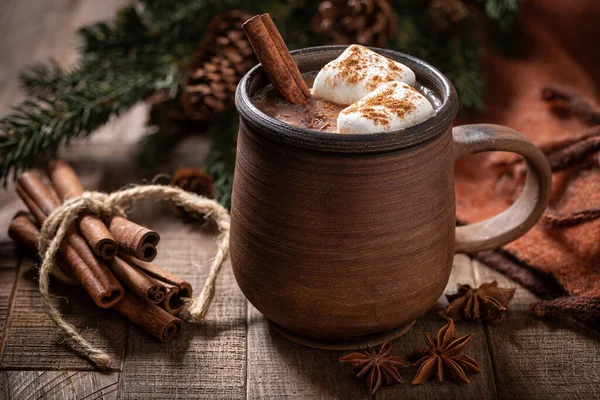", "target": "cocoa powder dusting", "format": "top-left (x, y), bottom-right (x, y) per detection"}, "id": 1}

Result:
top-left (254, 71), bottom-right (437, 132)
top-left (357, 107), bottom-right (392, 127)
top-left (336, 46), bottom-right (368, 86)
top-left (326, 46), bottom-right (407, 92)
top-left (342, 86), bottom-right (416, 126)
